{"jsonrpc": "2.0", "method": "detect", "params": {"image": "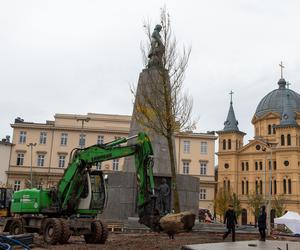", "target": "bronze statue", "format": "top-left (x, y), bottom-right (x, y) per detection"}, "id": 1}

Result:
top-left (157, 178), bottom-right (170, 215)
top-left (148, 24), bottom-right (165, 68)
